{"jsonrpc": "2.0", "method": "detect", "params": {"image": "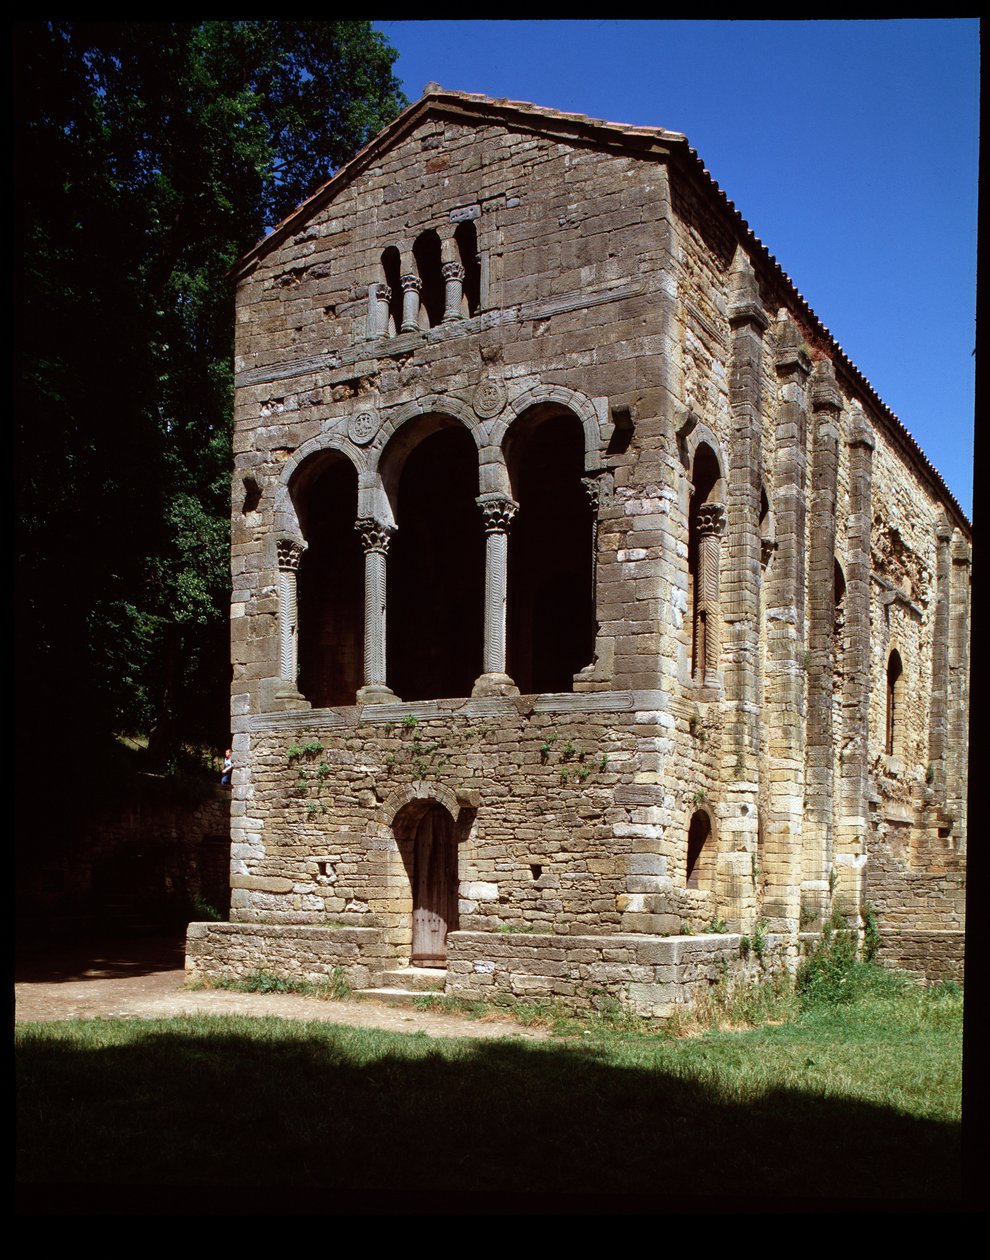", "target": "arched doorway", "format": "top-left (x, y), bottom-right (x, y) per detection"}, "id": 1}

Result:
top-left (394, 800), bottom-right (459, 965)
